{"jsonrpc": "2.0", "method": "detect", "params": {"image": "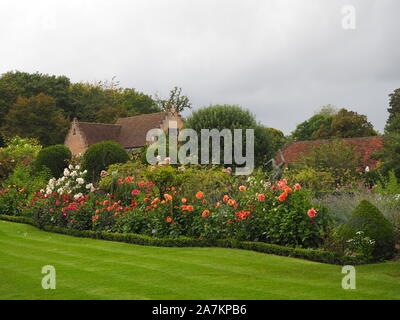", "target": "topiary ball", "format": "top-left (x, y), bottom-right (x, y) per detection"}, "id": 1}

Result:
top-left (35, 145), bottom-right (72, 178)
top-left (345, 200), bottom-right (395, 260)
top-left (83, 141), bottom-right (129, 182)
